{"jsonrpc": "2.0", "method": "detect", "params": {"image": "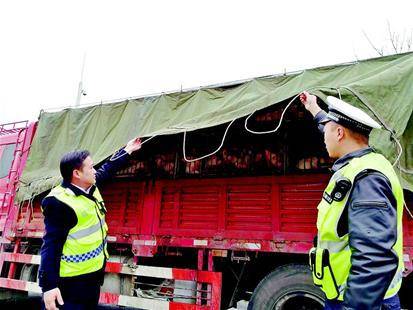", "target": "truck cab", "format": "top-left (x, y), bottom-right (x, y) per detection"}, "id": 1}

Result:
top-left (0, 121), bottom-right (37, 239)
